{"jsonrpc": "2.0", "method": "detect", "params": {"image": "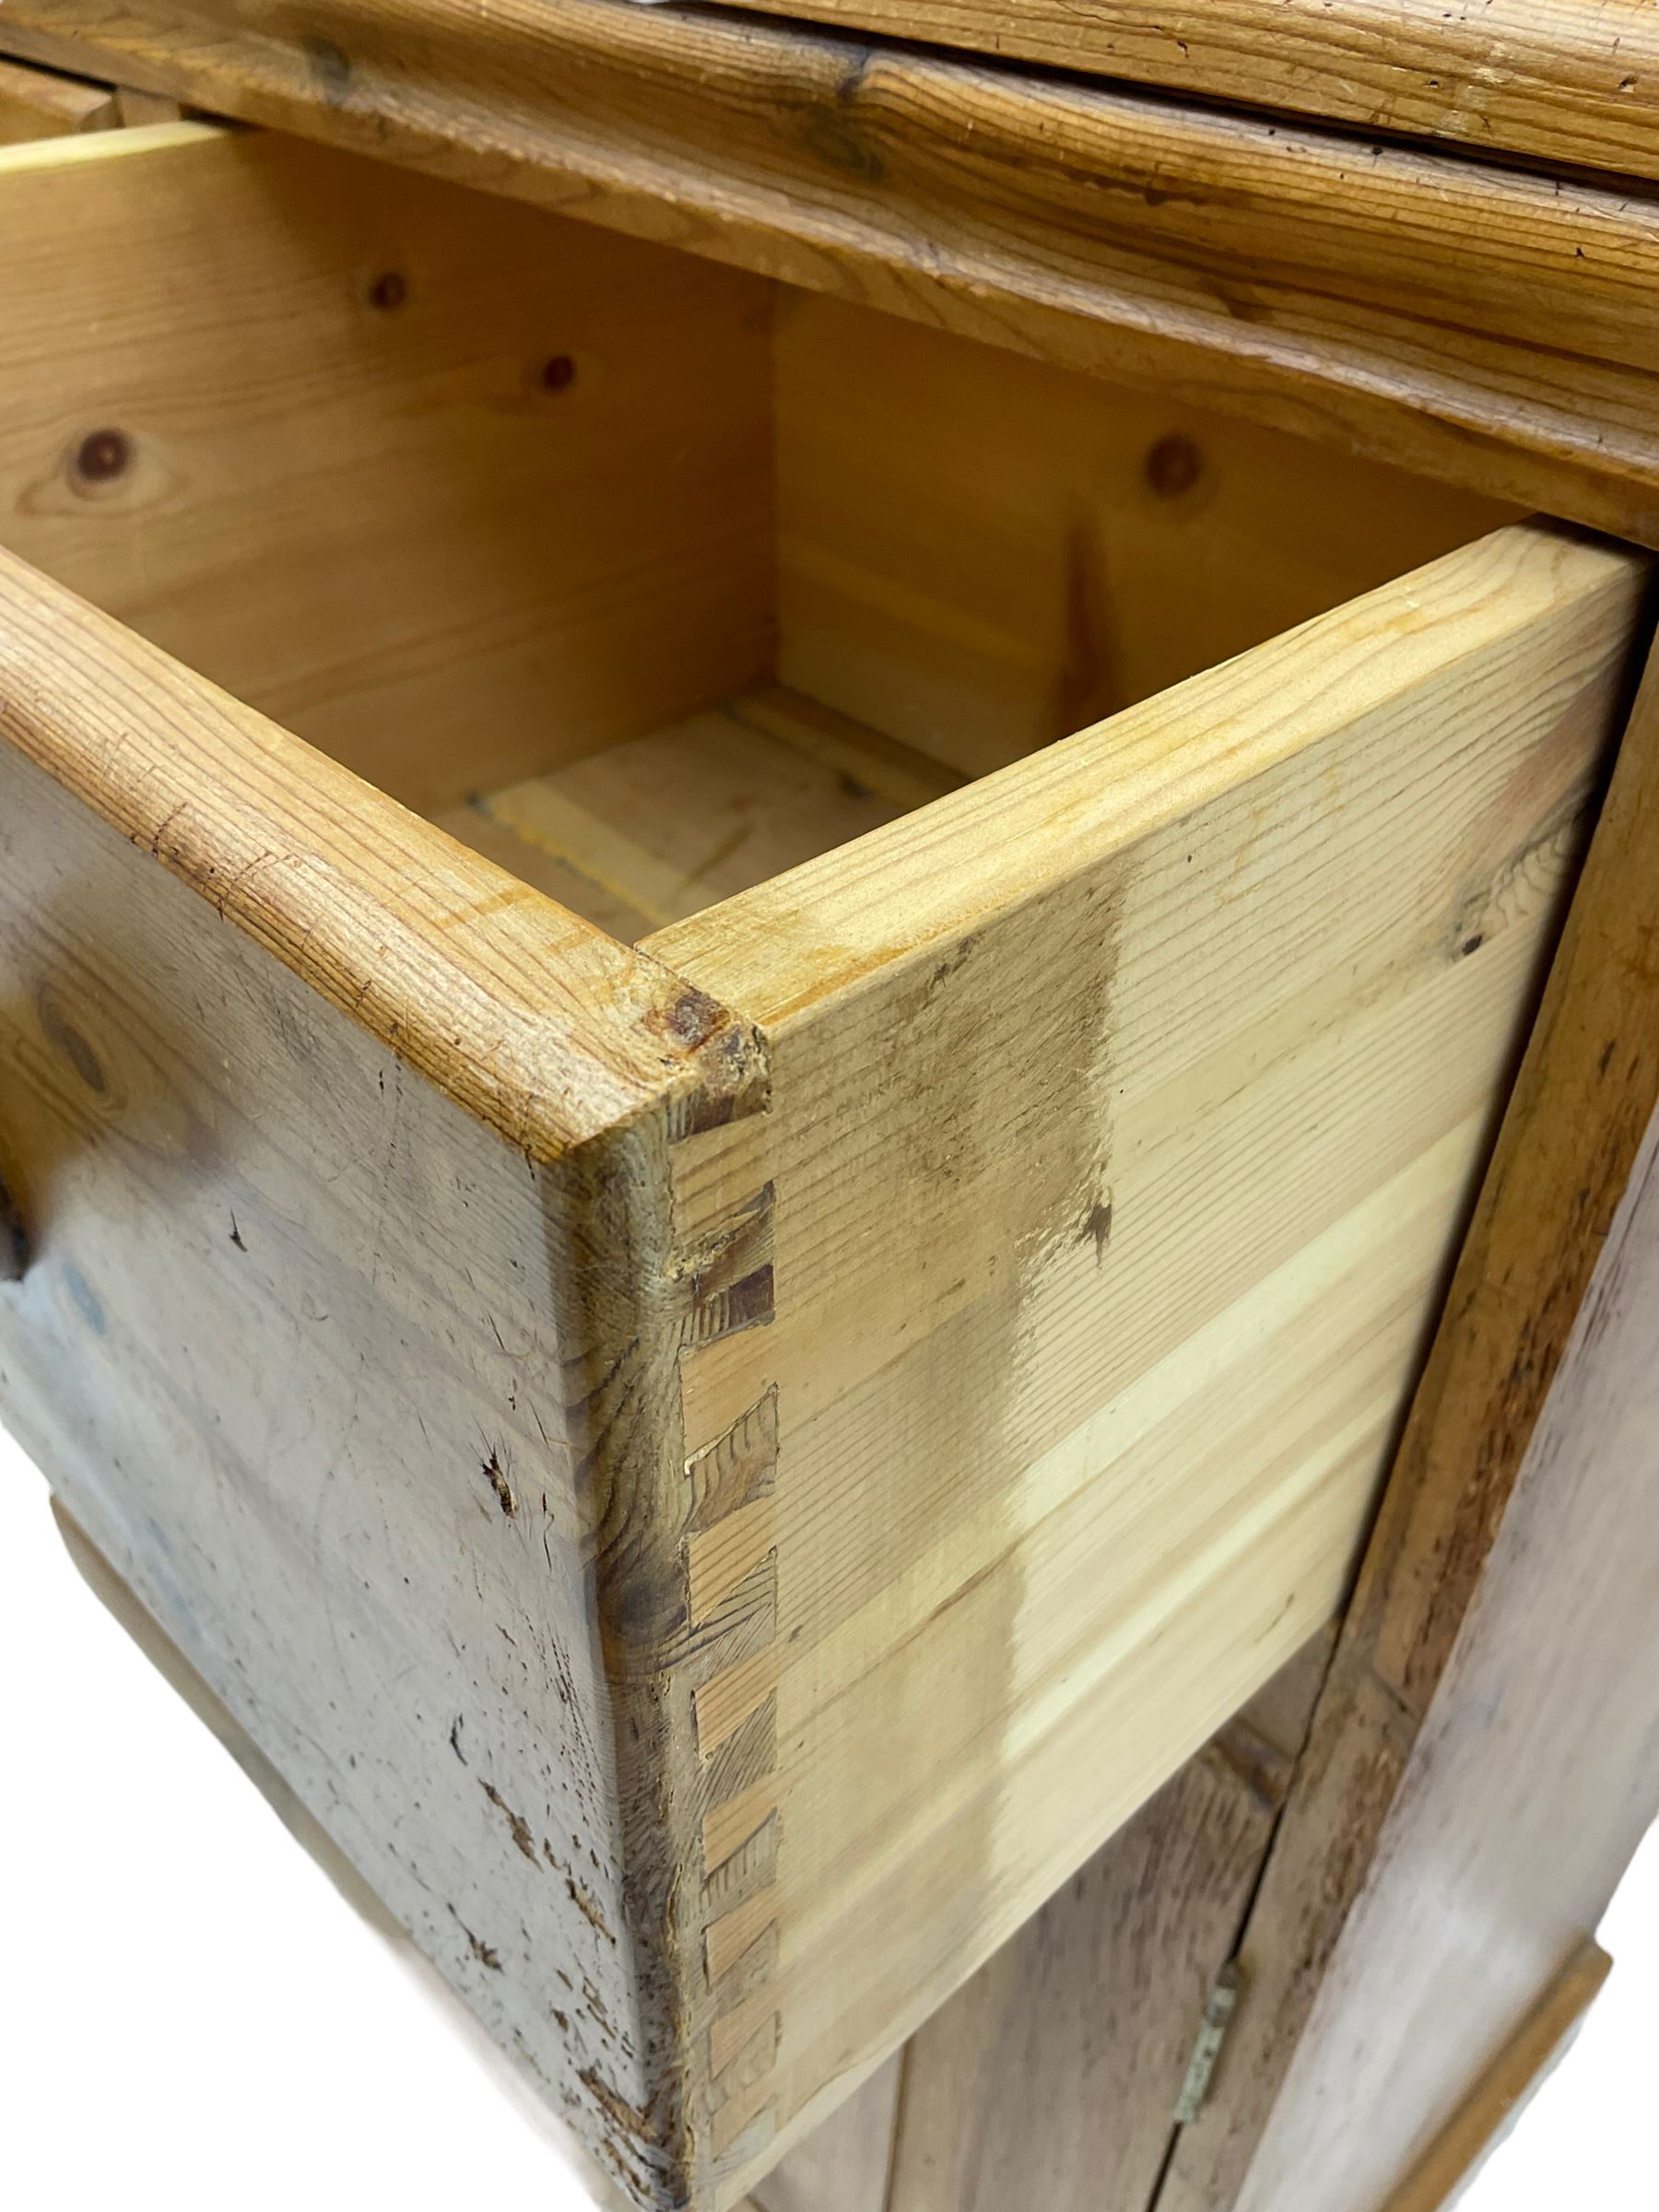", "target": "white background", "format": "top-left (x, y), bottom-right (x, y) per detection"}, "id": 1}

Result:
top-left (3, 1419), bottom-right (1649, 2210)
